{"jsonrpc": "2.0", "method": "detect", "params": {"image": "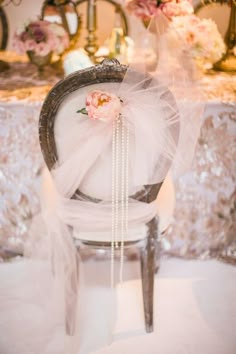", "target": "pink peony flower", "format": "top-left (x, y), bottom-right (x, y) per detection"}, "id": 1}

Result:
top-left (25, 39), bottom-right (36, 52)
top-left (28, 22), bottom-right (47, 42)
top-left (125, 0), bottom-right (194, 20)
top-left (20, 31), bottom-right (30, 42)
top-left (12, 37), bottom-right (26, 54)
top-left (126, 0), bottom-right (158, 21)
top-left (35, 42), bottom-right (51, 56)
top-left (84, 90), bottom-right (122, 122)
top-left (160, 2), bottom-right (181, 18)
top-left (178, 0), bottom-right (193, 16)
